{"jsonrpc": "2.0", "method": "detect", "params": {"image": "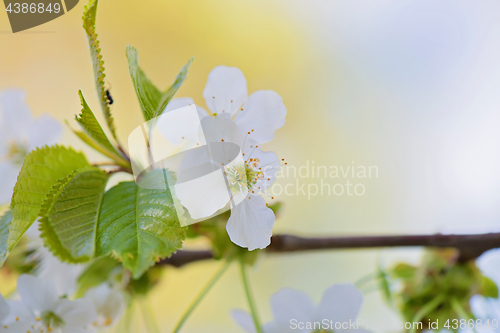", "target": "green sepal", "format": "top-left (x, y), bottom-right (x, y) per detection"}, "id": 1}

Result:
top-left (76, 255), bottom-right (121, 297)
